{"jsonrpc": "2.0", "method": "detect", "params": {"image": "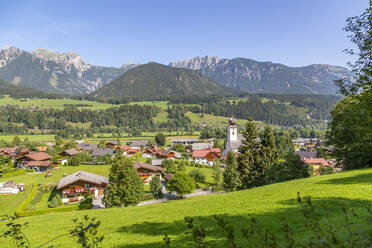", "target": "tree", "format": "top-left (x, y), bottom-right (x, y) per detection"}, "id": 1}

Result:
top-left (7, 159), bottom-right (13, 172)
top-left (155, 133), bottom-right (166, 146)
top-left (335, 5), bottom-right (371, 95)
top-left (188, 169), bottom-right (206, 185)
top-left (173, 143), bottom-right (186, 152)
top-left (223, 151), bottom-right (241, 192)
top-left (103, 157), bottom-right (144, 207)
top-left (177, 160), bottom-right (186, 172)
top-left (149, 176), bottom-right (163, 199)
top-left (166, 172), bottom-right (195, 198)
top-left (212, 159), bottom-right (222, 186)
top-left (237, 119), bottom-right (265, 189)
top-left (163, 159), bottom-right (177, 174)
top-left (261, 126), bottom-right (279, 168)
top-left (12, 136), bottom-right (21, 146)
